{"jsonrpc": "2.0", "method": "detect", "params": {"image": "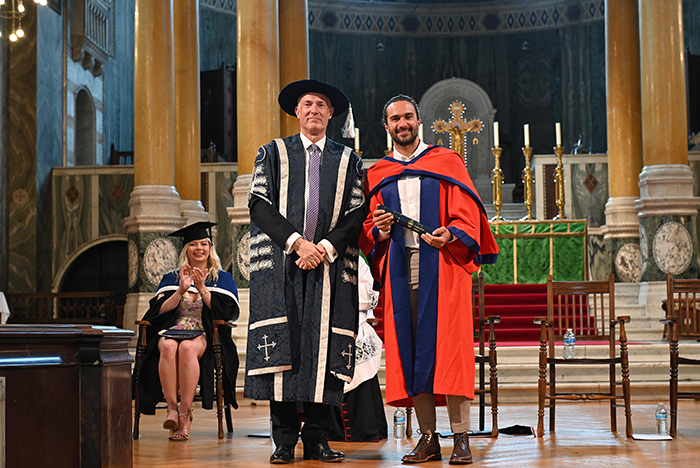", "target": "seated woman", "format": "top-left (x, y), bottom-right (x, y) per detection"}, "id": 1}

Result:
top-left (135, 221), bottom-right (239, 441)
